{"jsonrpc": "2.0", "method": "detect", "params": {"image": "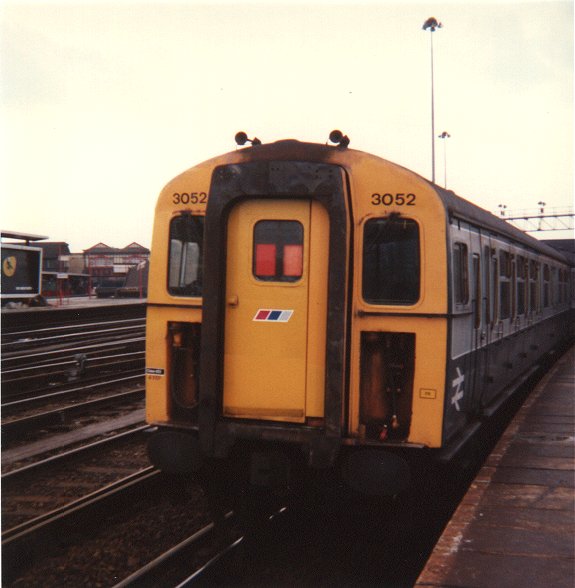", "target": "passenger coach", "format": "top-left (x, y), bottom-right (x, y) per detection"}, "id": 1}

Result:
top-left (146, 135), bottom-right (572, 494)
